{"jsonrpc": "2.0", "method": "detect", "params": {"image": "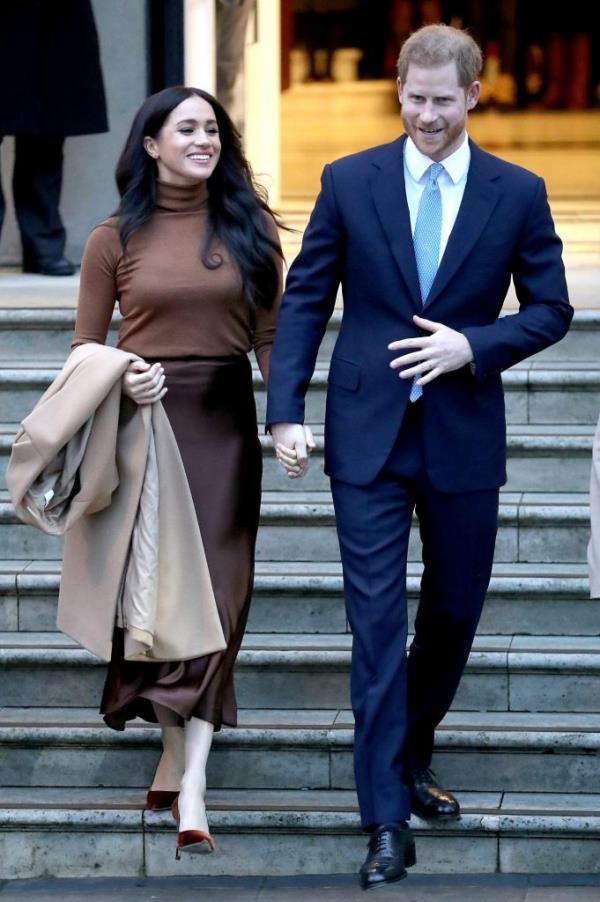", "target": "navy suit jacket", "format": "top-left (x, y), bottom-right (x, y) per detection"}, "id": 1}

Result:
top-left (266, 136), bottom-right (573, 491)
